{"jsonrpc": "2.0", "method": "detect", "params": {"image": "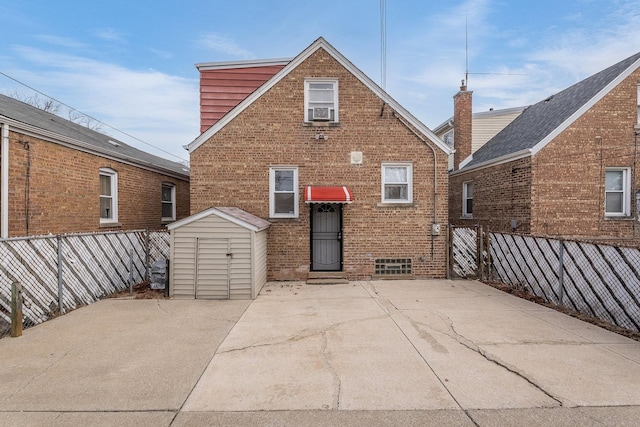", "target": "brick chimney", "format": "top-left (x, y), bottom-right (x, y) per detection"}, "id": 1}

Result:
top-left (453, 81), bottom-right (473, 170)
